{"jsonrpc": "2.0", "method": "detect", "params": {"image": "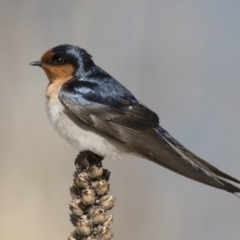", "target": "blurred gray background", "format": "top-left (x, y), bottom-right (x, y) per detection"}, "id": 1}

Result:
top-left (1, 1), bottom-right (240, 240)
